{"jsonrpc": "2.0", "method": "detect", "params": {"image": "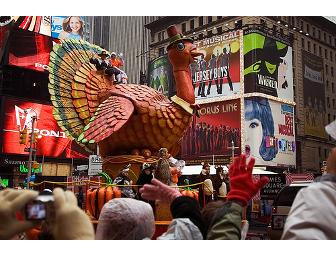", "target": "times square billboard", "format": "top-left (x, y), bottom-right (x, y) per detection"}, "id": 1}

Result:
top-left (1, 98), bottom-right (89, 159)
